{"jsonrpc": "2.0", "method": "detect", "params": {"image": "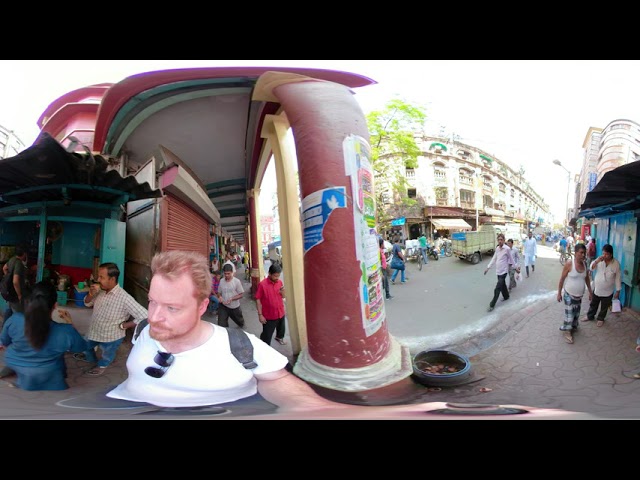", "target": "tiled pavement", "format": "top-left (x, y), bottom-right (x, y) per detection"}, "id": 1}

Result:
top-left (1, 267), bottom-right (640, 419)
